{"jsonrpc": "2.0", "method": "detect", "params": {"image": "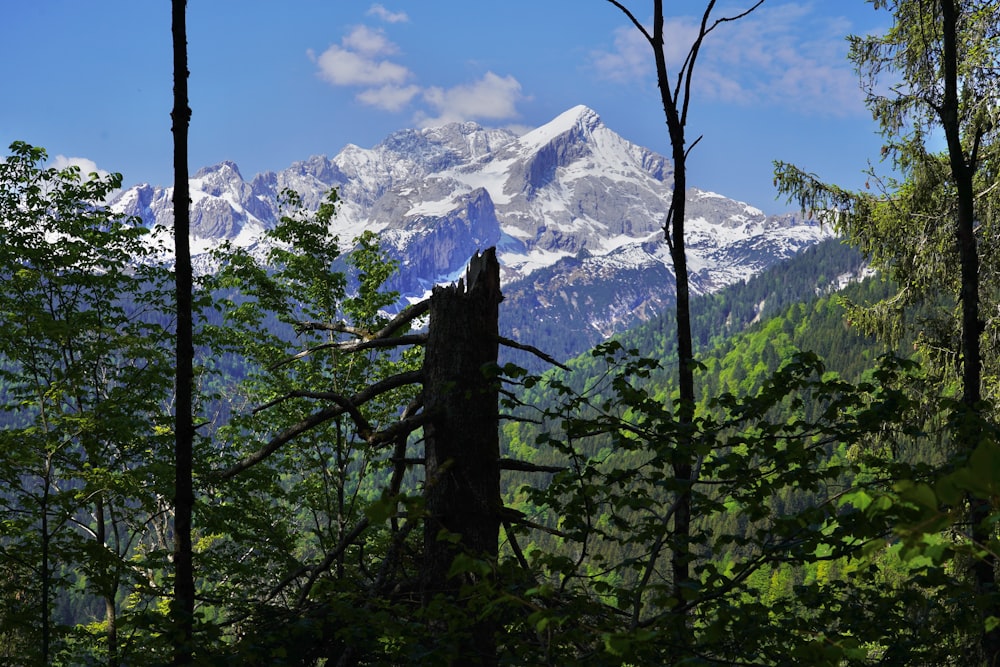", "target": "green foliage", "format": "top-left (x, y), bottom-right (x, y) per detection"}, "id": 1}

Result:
top-left (774, 1), bottom-right (1000, 662)
top-left (497, 332), bottom-right (943, 663)
top-left (0, 141), bottom-right (175, 665)
top-left (192, 186), bottom-right (424, 662)
top-left (7, 11), bottom-right (1000, 654)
